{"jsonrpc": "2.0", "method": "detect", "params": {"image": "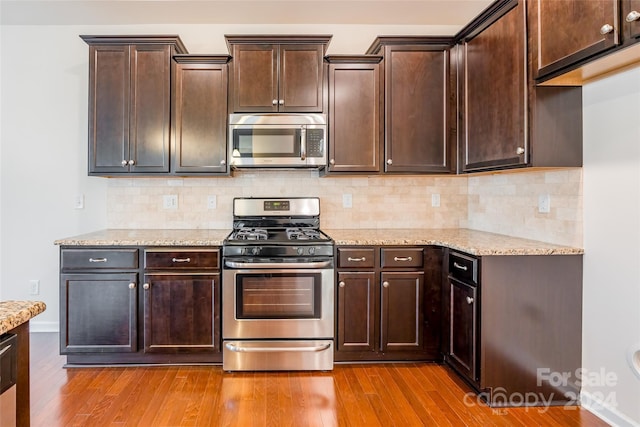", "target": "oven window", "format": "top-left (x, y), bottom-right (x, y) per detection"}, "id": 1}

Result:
top-left (233, 128), bottom-right (301, 158)
top-left (236, 273), bottom-right (321, 319)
